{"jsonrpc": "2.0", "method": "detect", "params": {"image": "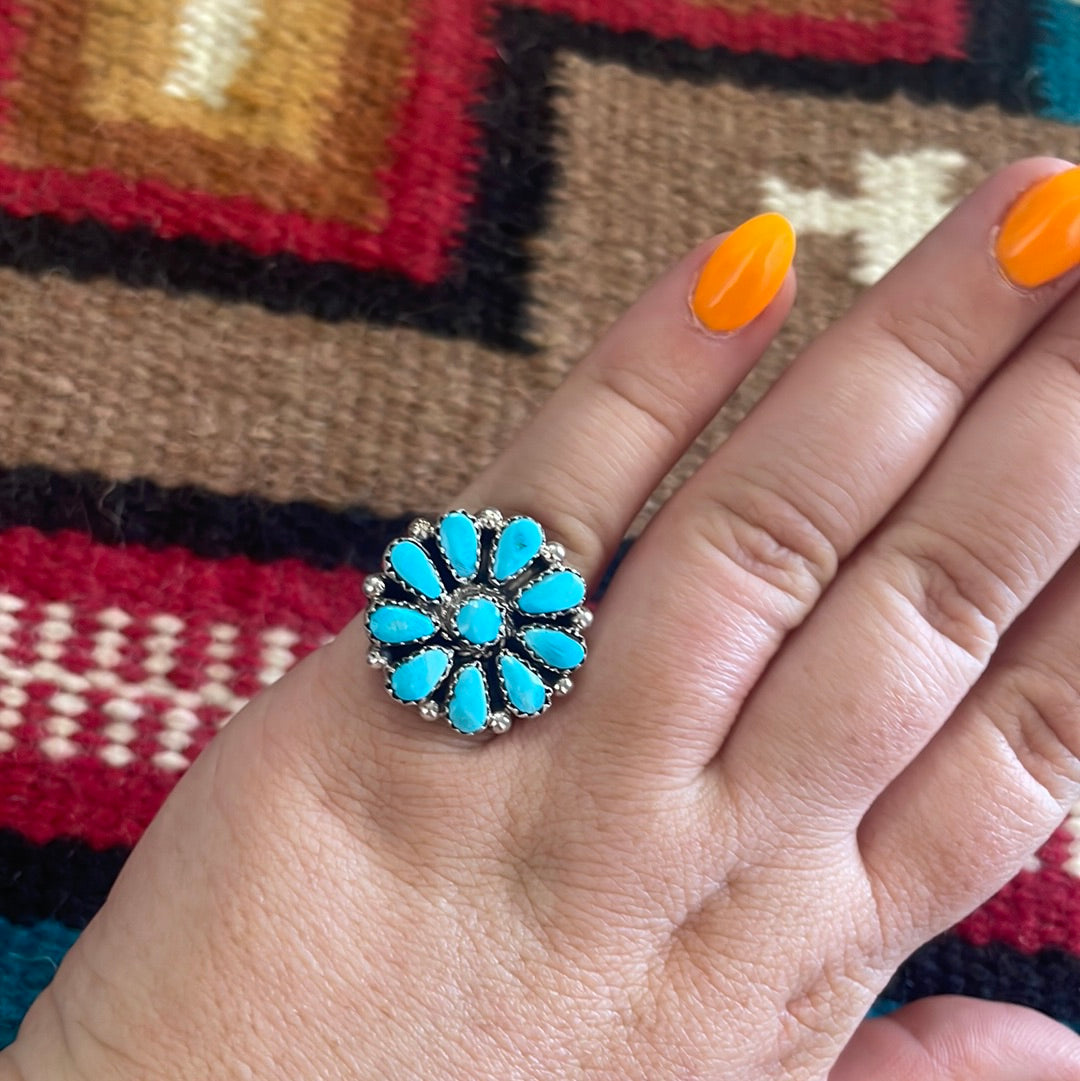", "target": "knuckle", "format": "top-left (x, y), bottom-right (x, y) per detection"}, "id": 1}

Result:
top-left (1035, 326), bottom-right (1080, 385)
top-left (777, 953), bottom-right (881, 1077)
top-left (508, 465), bottom-right (609, 575)
top-left (589, 355), bottom-right (699, 451)
top-left (691, 473), bottom-right (840, 620)
top-left (869, 301), bottom-right (980, 402)
top-left (877, 521), bottom-right (1014, 665)
top-left (987, 656), bottom-right (1080, 806)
